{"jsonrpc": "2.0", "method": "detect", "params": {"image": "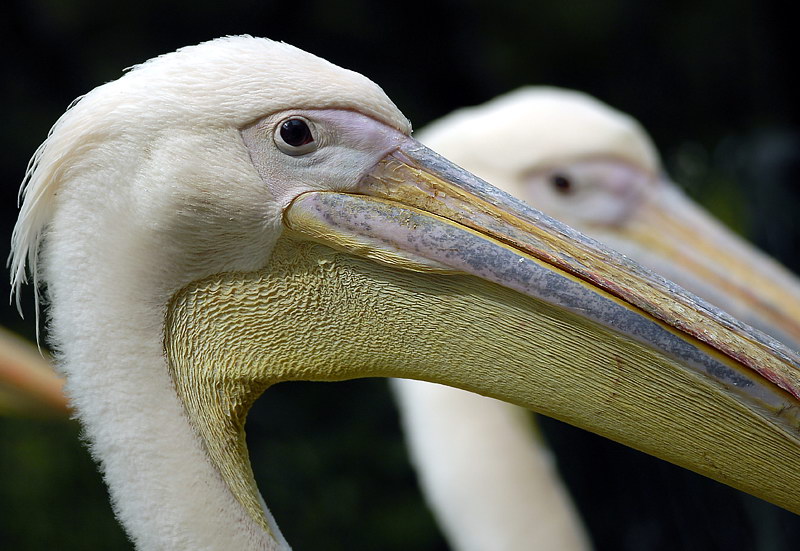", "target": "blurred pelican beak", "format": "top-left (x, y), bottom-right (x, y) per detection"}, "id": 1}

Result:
top-left (618, 182), bottom-right (800, 349)
top-left (0, 328), bottom-right (68, 417)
